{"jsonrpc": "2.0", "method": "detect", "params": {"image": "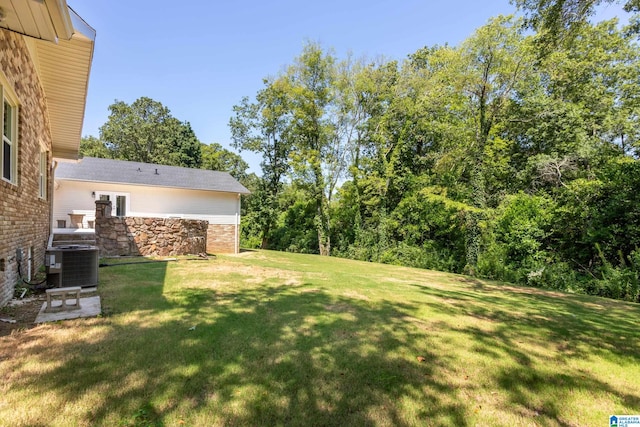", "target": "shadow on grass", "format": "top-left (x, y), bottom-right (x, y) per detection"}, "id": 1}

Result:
top-left (5, 261), bottom-right (467, 426)
top-left (412, 281), bottom-right (640, 423)
top-left (7, 259), bottom-right (640, 426)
